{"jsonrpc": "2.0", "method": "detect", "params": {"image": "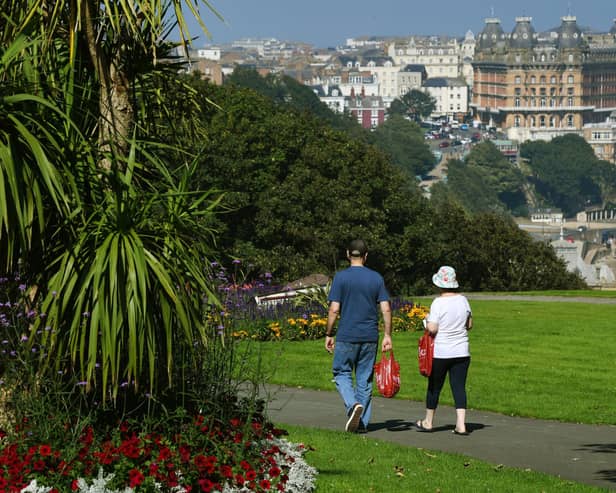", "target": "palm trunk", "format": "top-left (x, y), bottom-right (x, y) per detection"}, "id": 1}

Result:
top-left (82, 0), bottom-right (133, 171)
